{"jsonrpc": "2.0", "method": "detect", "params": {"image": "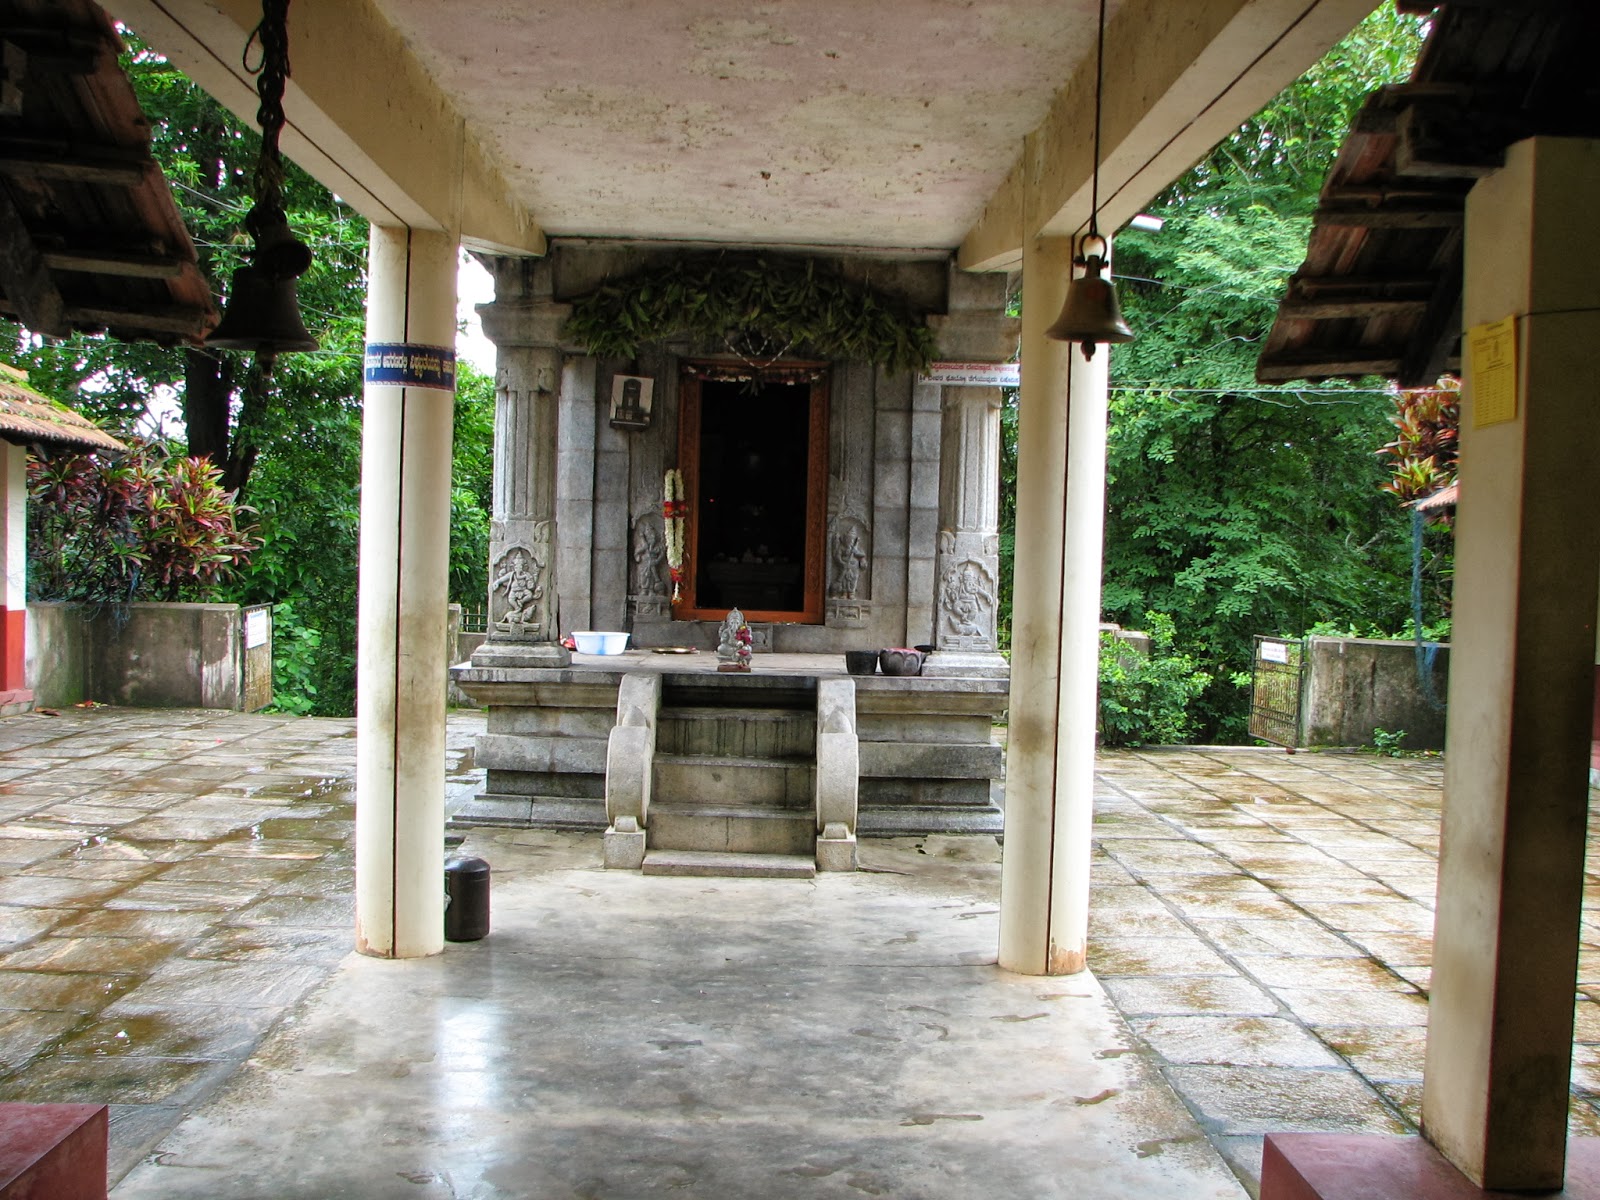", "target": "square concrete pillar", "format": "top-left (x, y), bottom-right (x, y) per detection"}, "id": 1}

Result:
top-left (1422, 137), bottom-right (1600, 1190)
